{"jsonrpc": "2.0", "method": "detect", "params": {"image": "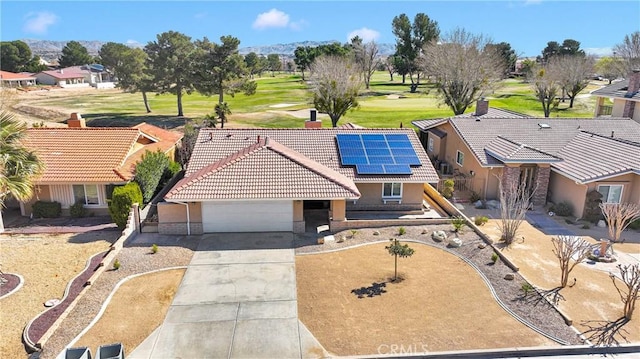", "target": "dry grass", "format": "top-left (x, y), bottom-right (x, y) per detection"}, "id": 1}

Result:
top-left (0, 232), bottom-right (117, 359)
top-left (296, 242), bottom-right (555, 356)
top-left (482, 220), bottom-right (640, 344)
top-left (73, 268), bottom-right (185, 353)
